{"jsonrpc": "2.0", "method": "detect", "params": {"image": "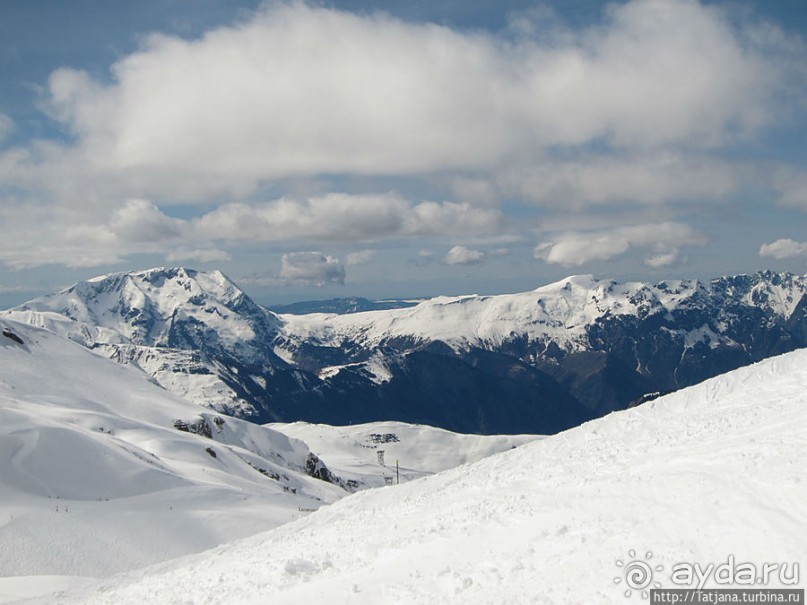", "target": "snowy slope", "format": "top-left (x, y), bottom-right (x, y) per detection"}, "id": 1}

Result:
top-left (0, 319), bottom-right (346, 588)
top-left (48, 348), bottom-right (807, 604)
top-left (0, 319), bottom-right (536, 603)
top-left (270, 421), bottom-right (541, 488)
